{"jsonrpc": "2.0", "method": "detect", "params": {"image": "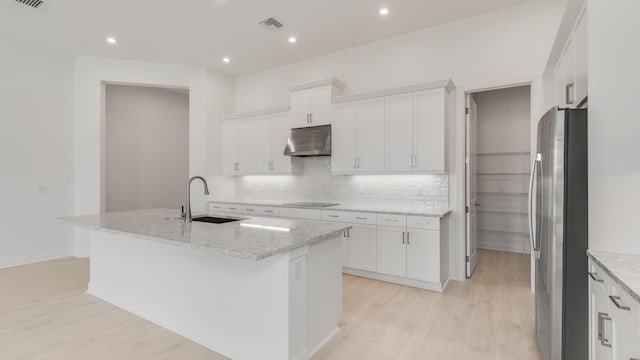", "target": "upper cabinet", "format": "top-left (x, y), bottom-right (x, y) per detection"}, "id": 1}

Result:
top-left (546, 4), bottom-right (587, 108)
top-left (332, 80), bottom-right (453, 174)
top-left (288, 78), bottom-right (345, 128)
top-left (222, 107), bottom-right (301, 176)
